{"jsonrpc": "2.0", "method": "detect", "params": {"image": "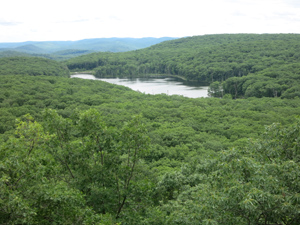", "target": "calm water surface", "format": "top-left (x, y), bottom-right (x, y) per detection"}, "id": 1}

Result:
top-left (71, 74), bottom-right (208, 98)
